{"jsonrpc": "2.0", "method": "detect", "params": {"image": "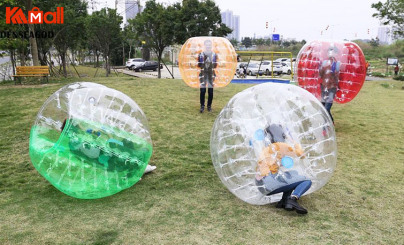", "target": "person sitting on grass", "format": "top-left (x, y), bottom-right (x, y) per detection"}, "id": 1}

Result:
top-left (255, 124), bottom-right (312, 214)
